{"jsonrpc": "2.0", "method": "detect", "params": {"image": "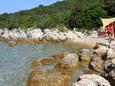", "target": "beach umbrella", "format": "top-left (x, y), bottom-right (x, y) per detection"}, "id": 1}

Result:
top-left (101, 17), bottom-right (115, 27)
